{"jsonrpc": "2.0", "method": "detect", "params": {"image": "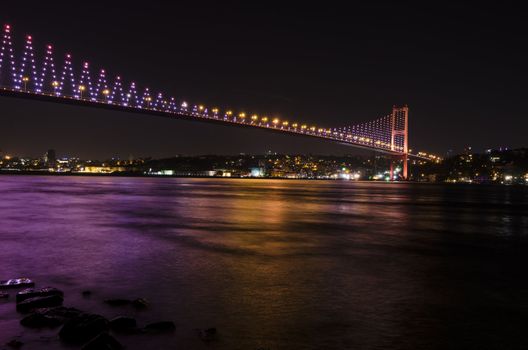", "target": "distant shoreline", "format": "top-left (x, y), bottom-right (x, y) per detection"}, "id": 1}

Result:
top-left (0, 170), bottom-right (412, 182)
top-left (0, 170), bottom-right (363, 181)
top-left (0, 171), bottom-right (518, 185)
